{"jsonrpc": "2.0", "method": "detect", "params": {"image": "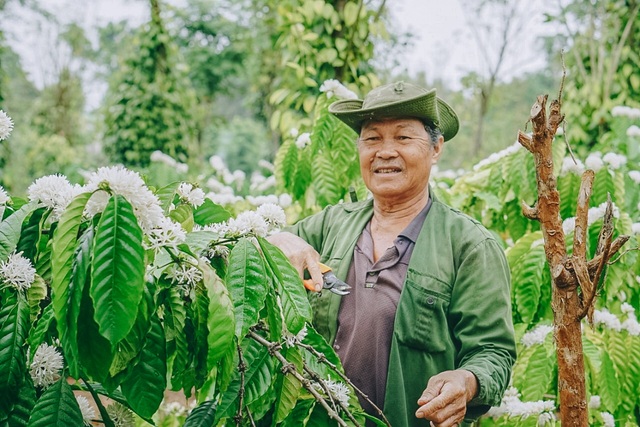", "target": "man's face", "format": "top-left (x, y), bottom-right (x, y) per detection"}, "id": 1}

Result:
top-left (357, 118), bottom-right (443, 202)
